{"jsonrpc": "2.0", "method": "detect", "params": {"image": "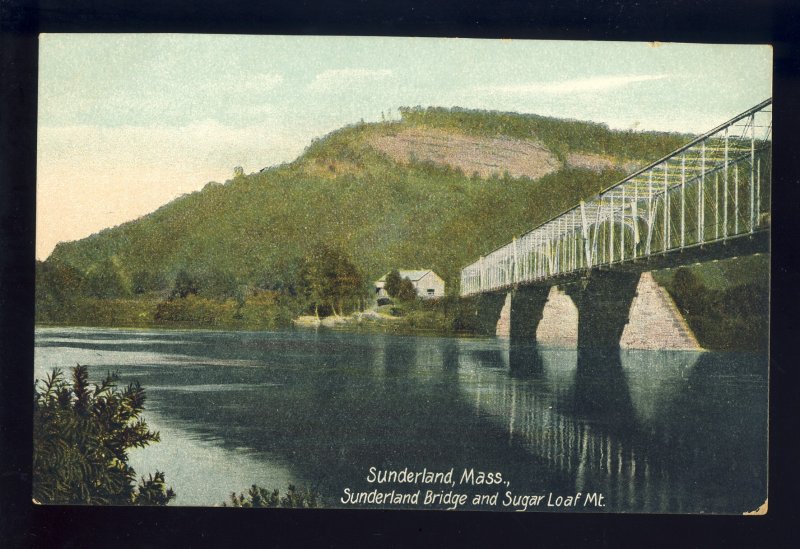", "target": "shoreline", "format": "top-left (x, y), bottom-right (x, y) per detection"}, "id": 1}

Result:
top-left (34, 309), bottom-right (470, 338)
